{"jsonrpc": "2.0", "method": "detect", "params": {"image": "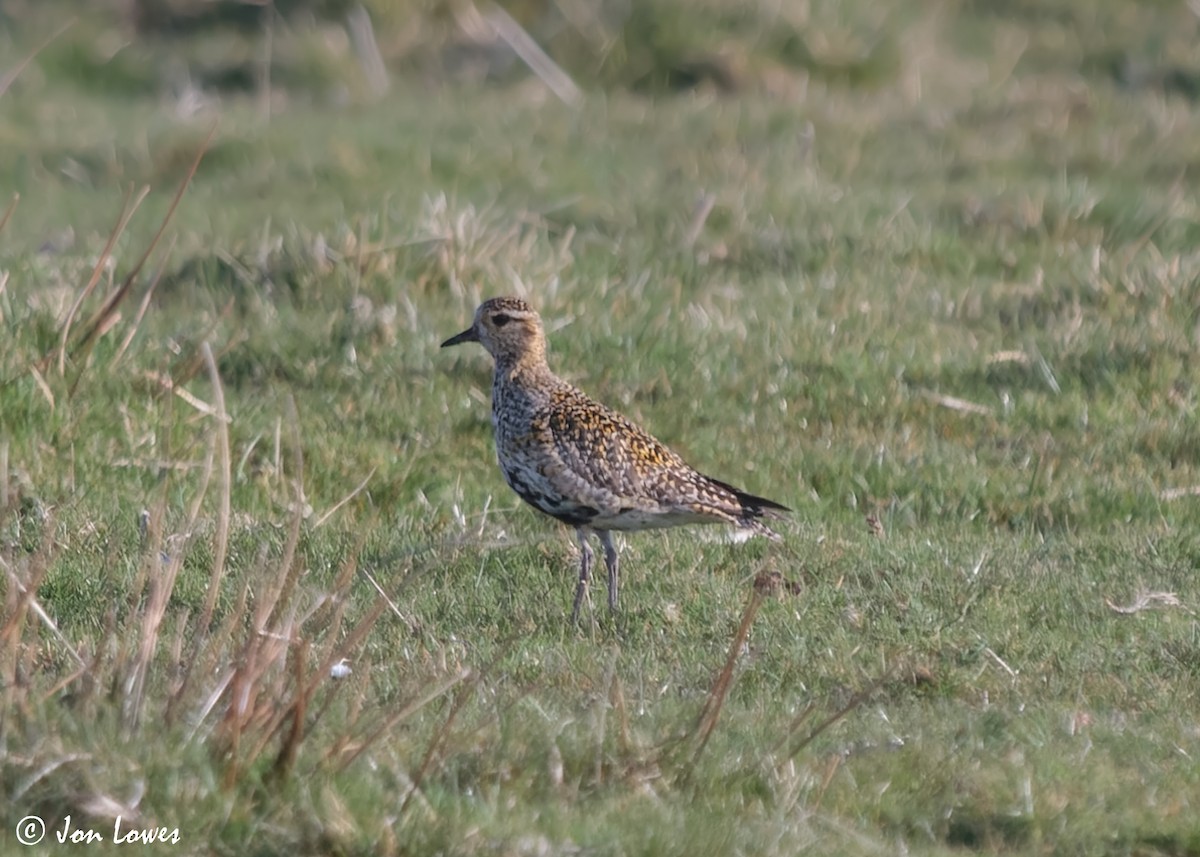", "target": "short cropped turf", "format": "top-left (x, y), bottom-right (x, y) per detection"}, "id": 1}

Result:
top-left (2, 1), bottom-right (1199, 855)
